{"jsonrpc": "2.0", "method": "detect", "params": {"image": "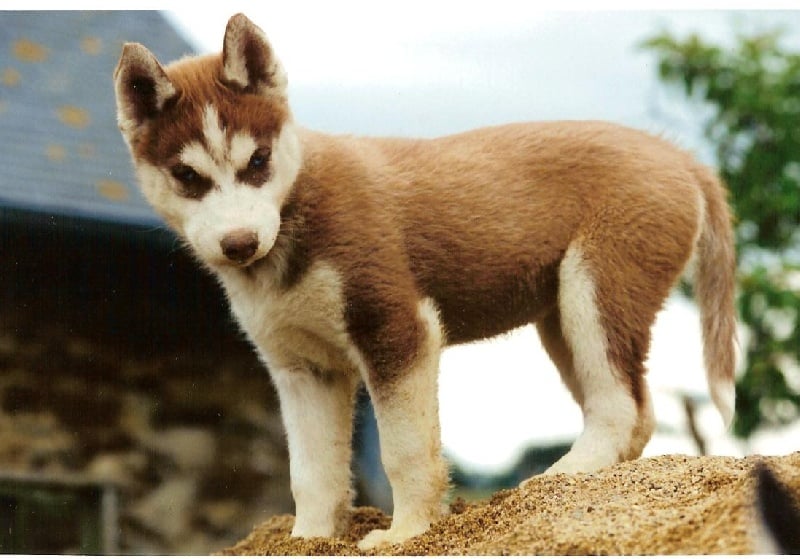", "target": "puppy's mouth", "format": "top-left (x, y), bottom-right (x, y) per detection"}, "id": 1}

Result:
top-left (225, 250), bottom-right (270, 270)
top-left (228, 255), bottom-right (260, 268)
